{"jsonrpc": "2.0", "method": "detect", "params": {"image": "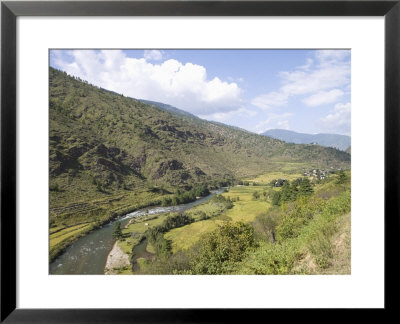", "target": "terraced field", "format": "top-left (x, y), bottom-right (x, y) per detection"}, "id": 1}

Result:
top-left (49, 223), bottom-right (94, 260)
